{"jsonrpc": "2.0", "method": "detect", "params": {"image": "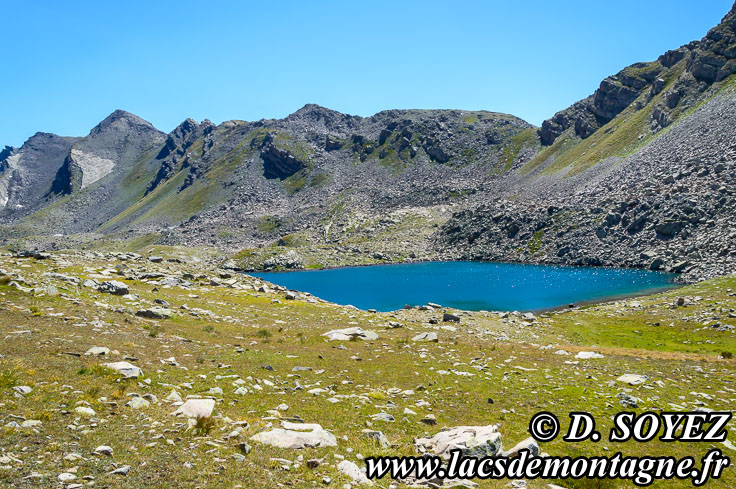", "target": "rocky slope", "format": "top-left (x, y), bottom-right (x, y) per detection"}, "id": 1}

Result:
top-left (539, 2), bottom-right (736, 145)
top-left (438, 80), bottom-right (736, 282)
top-left (437, 4), bottom-right (736, 282)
